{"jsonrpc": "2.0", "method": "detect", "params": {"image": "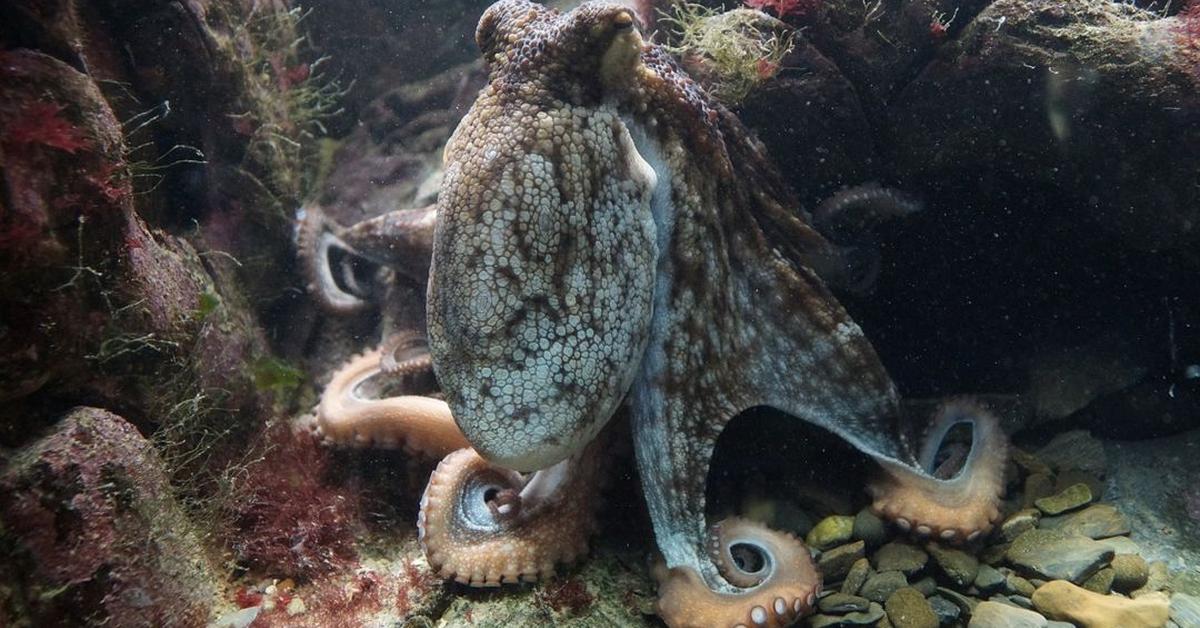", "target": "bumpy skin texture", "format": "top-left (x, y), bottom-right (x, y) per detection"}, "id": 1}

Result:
top-left (427, 3), bottom-right (659, 472)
